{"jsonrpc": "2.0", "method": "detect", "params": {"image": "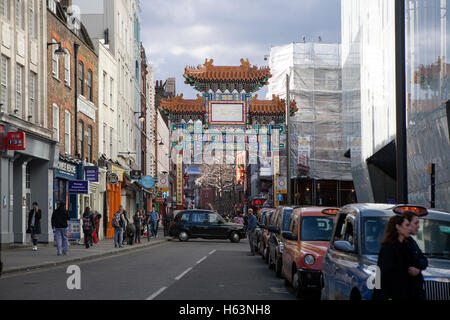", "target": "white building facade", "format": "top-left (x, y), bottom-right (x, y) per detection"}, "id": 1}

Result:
top-left (0, 0), bottom-right (59, 244)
